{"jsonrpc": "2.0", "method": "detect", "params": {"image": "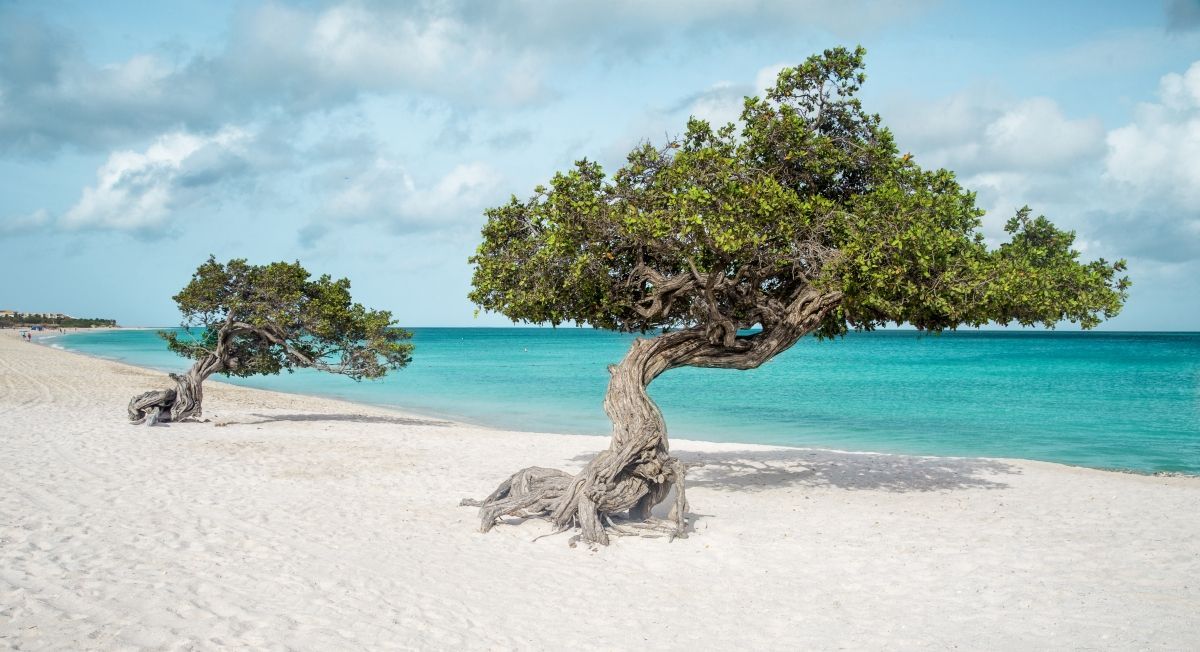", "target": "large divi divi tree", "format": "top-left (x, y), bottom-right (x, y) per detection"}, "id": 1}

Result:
top-left (464, 47), bottom-right (1129, 546)
top-left (128, 256), bottom-right (413, 425)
